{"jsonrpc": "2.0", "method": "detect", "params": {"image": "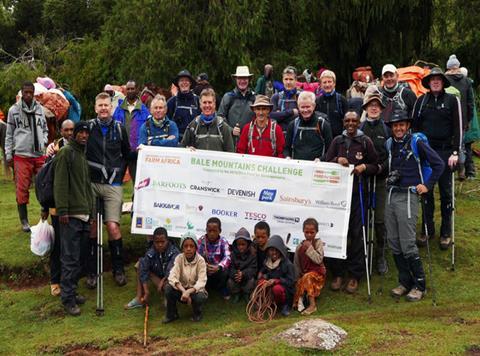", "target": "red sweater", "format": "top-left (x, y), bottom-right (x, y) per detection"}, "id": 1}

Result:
top-left (237, 119), bottom-right (285, 157)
